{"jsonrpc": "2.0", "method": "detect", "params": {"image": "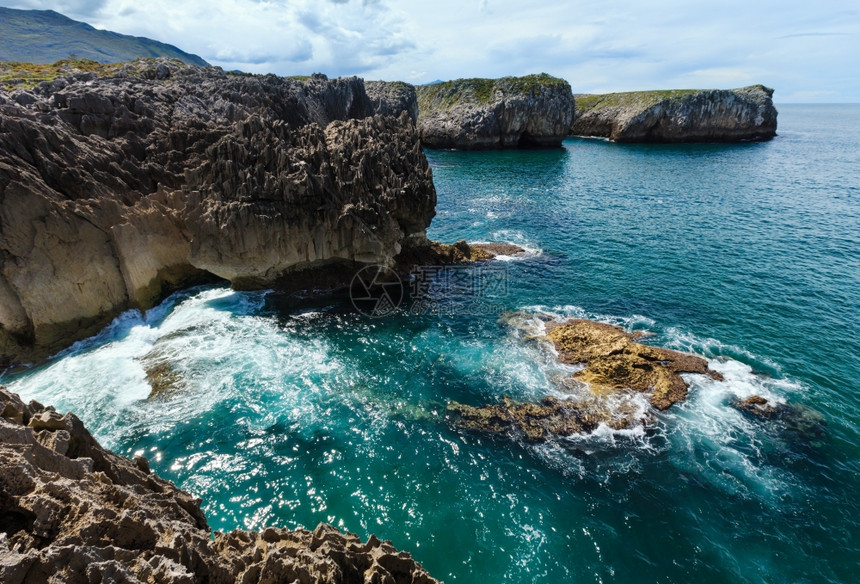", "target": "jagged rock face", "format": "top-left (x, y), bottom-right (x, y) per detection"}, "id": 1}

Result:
top-left (365, 81), bottom-right (419, 125)
top-left (0, 388), bottom-right (440, 584)
top-left (571, 85), bottom-right (778, 142)
top-left (0, 60), bottom-right (436, 364)
top-left (416, 74), bottom-right (574, 149)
